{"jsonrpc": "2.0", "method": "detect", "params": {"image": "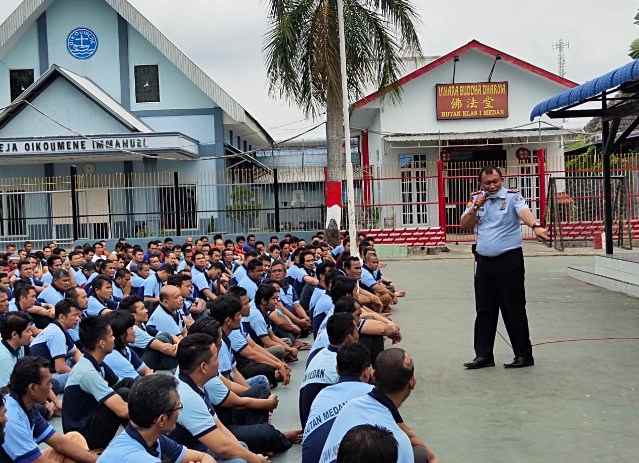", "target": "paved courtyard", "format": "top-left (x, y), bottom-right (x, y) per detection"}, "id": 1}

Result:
top-left (273, 255), bottom-right (639, 462)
